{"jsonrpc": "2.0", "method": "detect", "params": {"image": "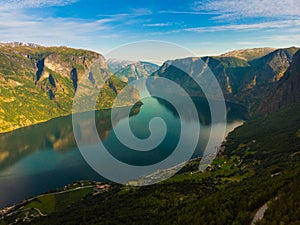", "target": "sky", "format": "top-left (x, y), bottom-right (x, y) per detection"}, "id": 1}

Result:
top-left (1, 0), bottom-right (300, 57)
